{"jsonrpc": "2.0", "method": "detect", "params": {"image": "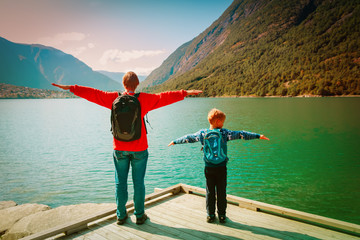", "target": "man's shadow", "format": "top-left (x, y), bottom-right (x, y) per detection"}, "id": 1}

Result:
top-left (122, 216), bottom-right (321, 240)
